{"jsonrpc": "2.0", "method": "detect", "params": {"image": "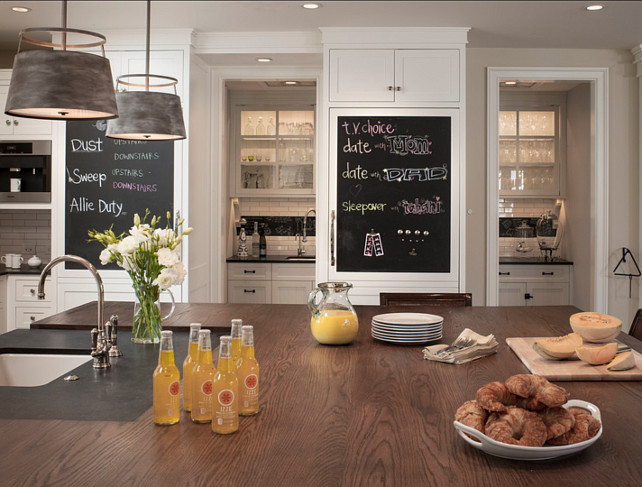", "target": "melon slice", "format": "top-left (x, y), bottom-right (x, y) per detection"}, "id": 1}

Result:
top-left (575, 342), bottom-right (618, 365)
top-left (569, 312), bottom-right (622, 343)
top-left (606, 351), bottom-right (636, 371)
top-left (533, 333), bottom-right (583, 360)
